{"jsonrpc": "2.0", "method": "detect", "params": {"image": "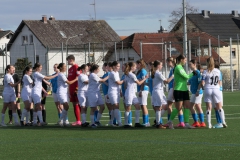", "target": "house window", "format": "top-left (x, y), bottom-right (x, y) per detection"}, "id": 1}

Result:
top-left (128, 57), bottom-right (134, 61)
top-left (203, 48), bottom-right (208, 56)
top-left (119, 58), bottom-right (125, 61)
top-left (22, 35), bottom-right (28, 45)
top-left (6, 34), bottom-right (12, 39)
top-left (234, 70), bottom-right (237, 79)
top-left (36, 55), bottom-right (39, 63)
top-left (30, 35), bottom-right (33, 44)
top-left (232, 48), bottom-right (236, 59)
